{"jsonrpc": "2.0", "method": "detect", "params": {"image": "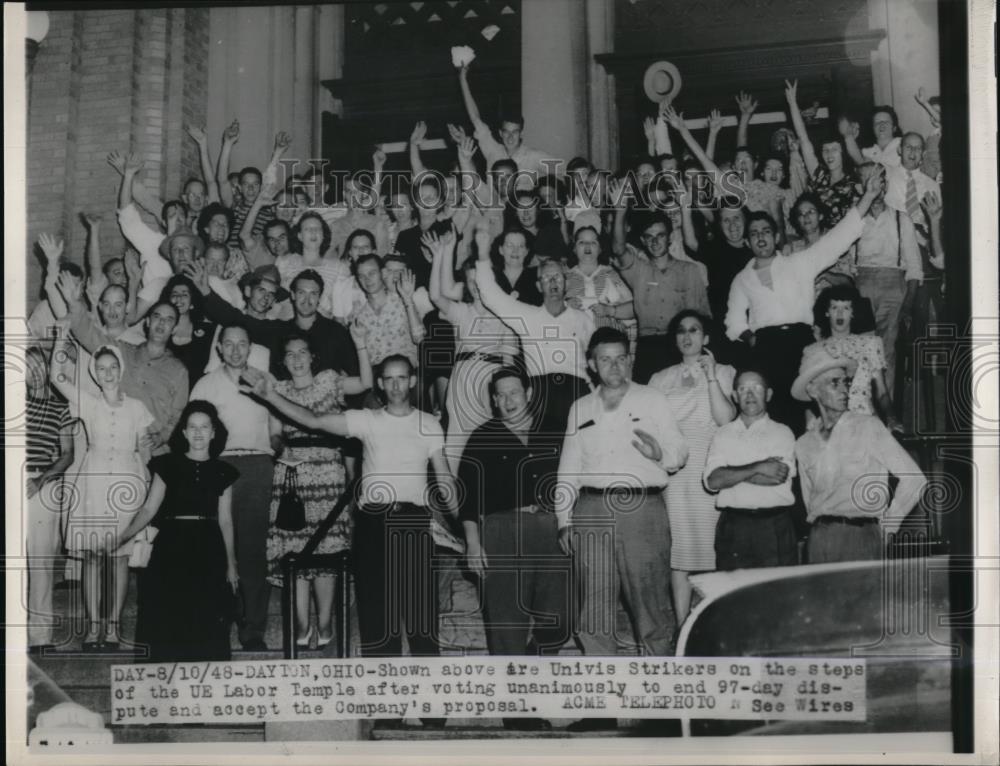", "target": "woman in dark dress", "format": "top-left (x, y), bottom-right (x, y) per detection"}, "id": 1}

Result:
top-left (124, 400), bottom-right (239, 662)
